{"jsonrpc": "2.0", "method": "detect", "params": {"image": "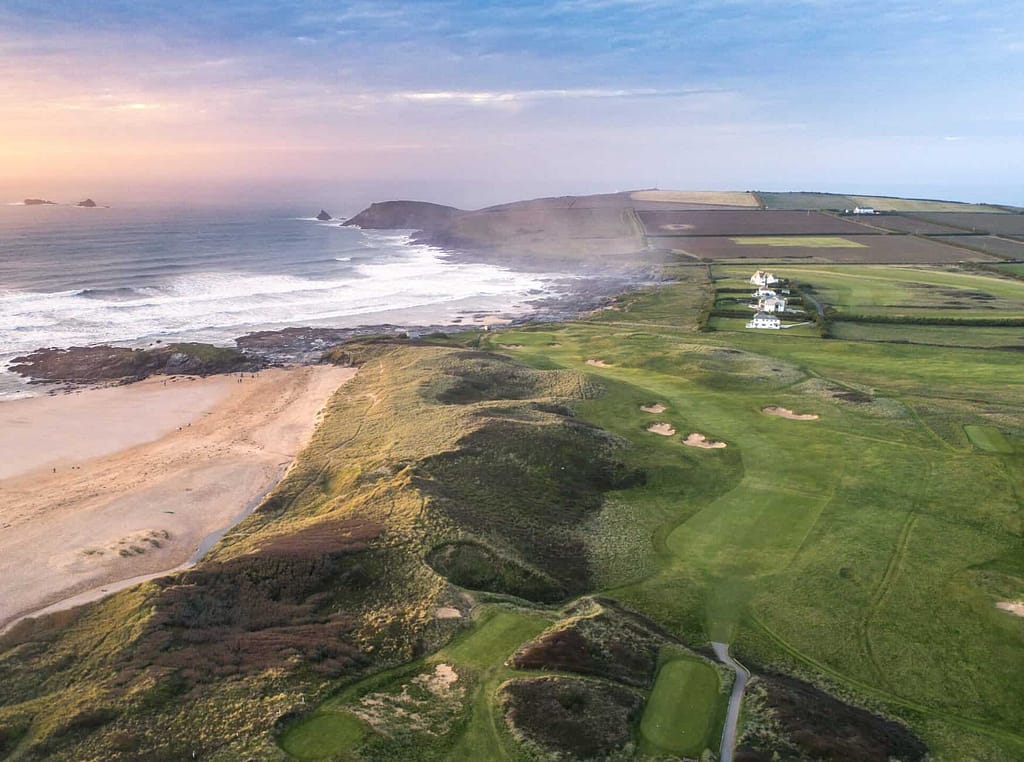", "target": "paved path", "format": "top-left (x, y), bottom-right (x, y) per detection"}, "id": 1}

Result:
top-left (712, 641), bottom-right (750, 762)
